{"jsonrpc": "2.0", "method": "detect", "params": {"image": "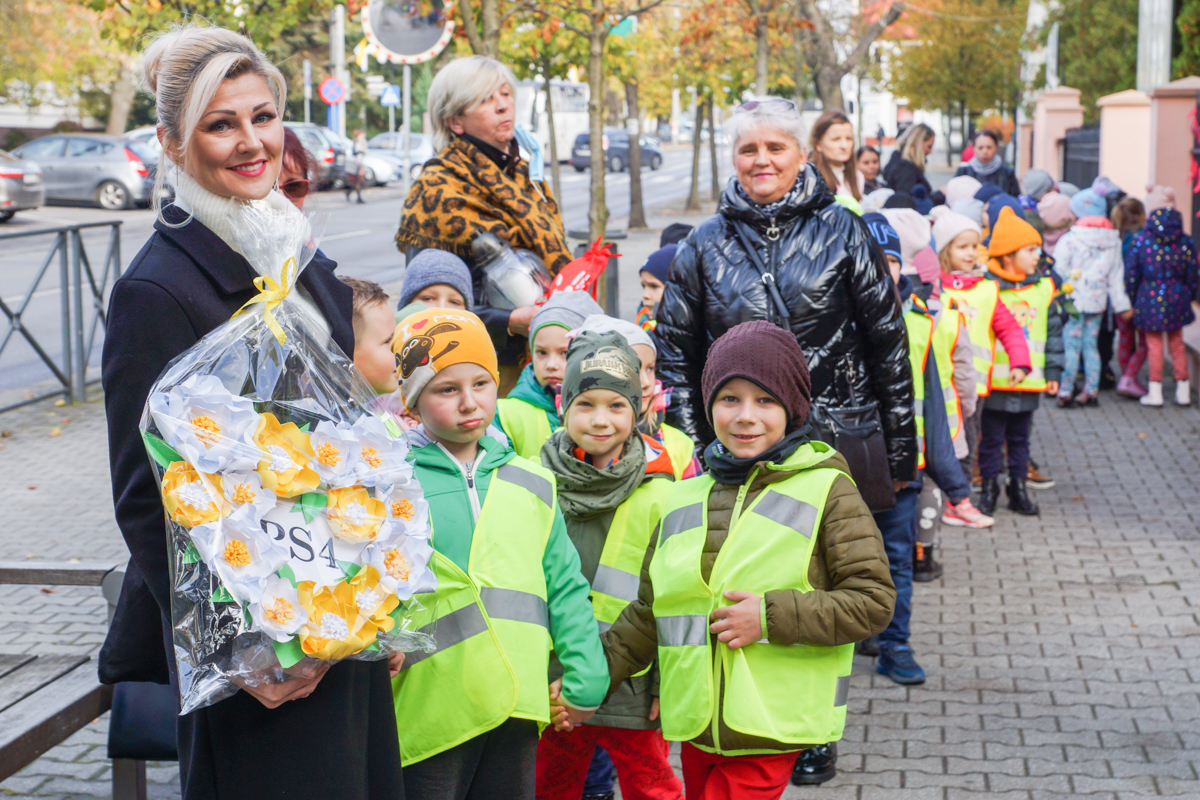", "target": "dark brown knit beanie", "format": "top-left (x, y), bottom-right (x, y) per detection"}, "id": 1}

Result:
top-left (701, 320), bottom-right (812, 429)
